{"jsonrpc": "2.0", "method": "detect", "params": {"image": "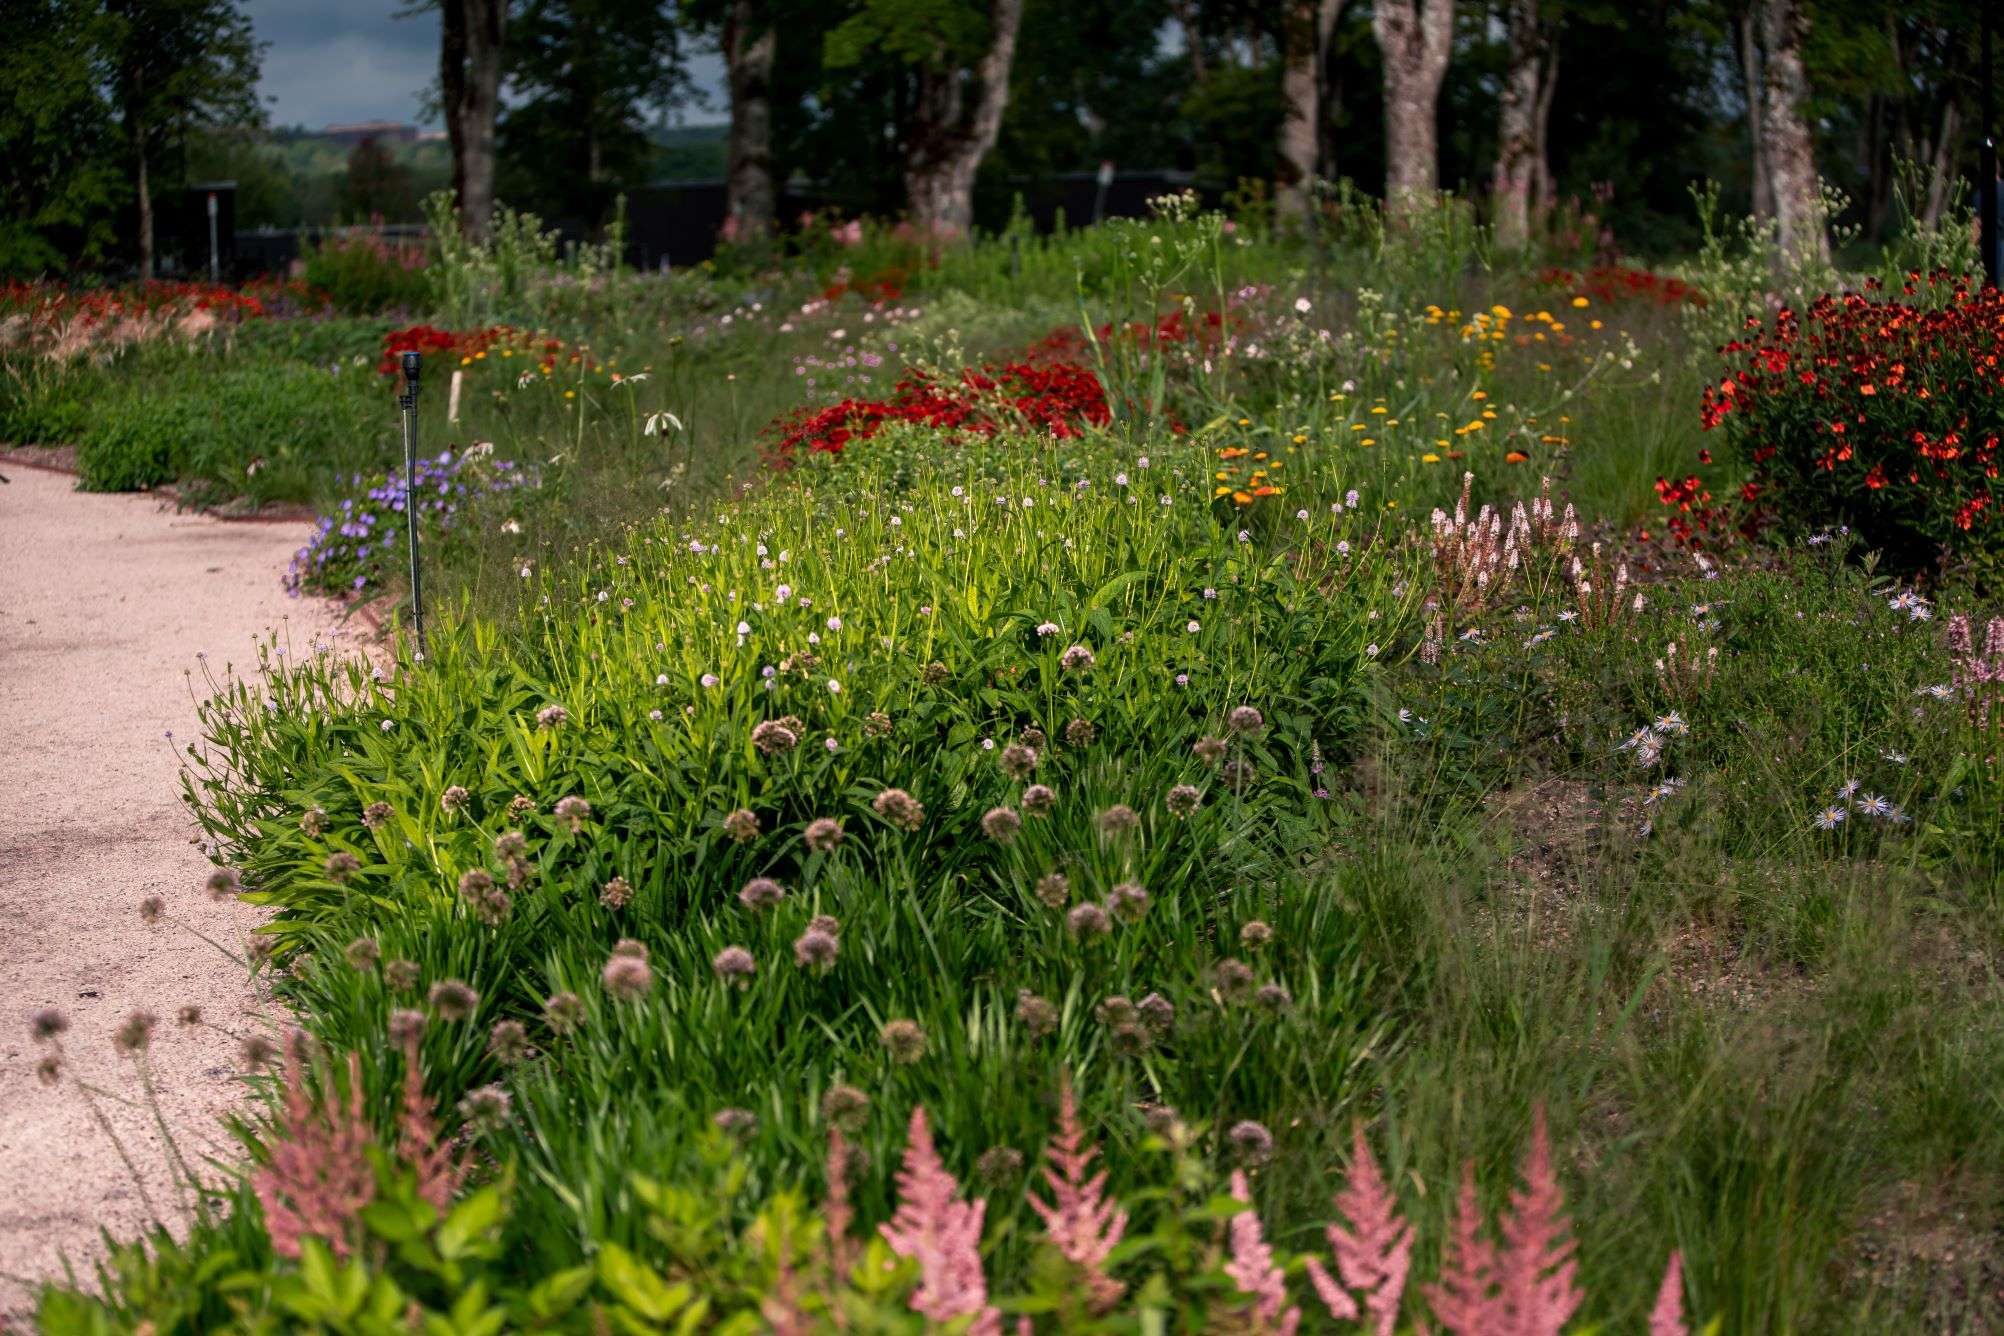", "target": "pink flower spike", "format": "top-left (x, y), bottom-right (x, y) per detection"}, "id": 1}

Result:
top-left (1424, 1163), bottom-right (1500, 1335)
top-left (1027, 1077), bottom-right (1128, 1310)
top-left (1224, 1170), bottom-right (1302, 1336)
top-left (1496, 1106), bottom-right (1583, 1336)
top-left (1310, 1122), bottom-right (1412, 1333)
top-left (1649, 1251), bottom-right (1687, 1336)
top-left (880, 1107), bottom-right (1001, 1334)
